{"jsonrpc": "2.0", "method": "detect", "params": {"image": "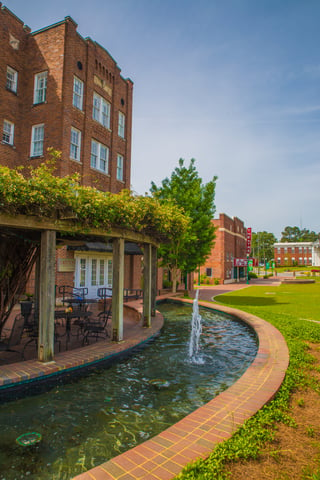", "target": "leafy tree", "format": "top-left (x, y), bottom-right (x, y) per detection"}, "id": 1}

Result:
top-left (281, 226), bottom-right (319, 242)
top-left (250, 231), bottom-right (277, 264)
top-left (150, 158), bottom-right (217, 292)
